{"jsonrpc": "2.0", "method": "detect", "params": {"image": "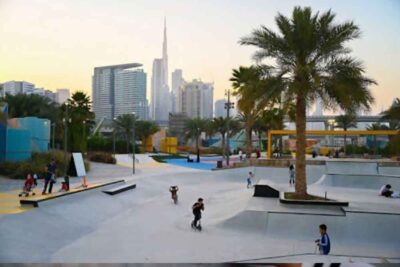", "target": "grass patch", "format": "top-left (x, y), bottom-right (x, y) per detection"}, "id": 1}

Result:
top-left (284, 192), bottom-right (328, 201)
top-left (151, 154), bottom-right (186, 163)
